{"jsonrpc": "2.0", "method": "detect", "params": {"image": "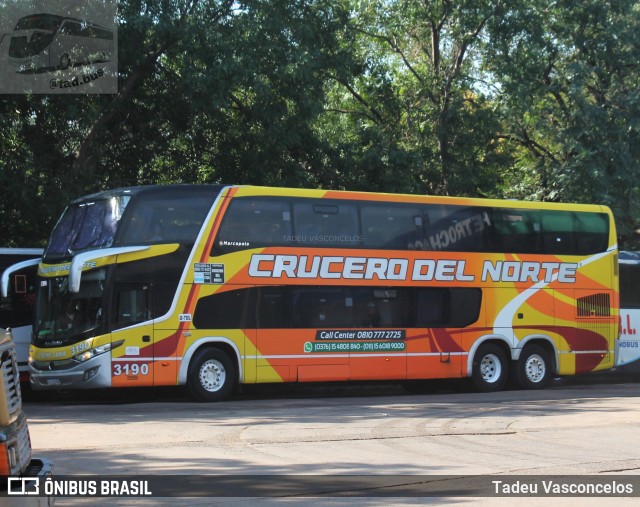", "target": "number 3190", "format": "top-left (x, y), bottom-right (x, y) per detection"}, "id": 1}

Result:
top-left (113, 363), bottom-right (149, 376)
